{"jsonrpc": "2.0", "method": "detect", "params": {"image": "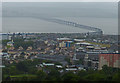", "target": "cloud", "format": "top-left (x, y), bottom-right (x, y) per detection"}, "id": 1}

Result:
top-left (2, 0), bottom-right (119, 2)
